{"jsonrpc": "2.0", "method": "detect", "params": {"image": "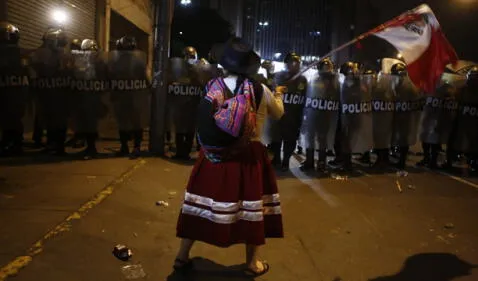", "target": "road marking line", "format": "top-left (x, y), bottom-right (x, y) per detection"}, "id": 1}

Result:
top-left (0, 159), bottom-right (147, 281)
top-left (289, 157), bottom-right (340, 208)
